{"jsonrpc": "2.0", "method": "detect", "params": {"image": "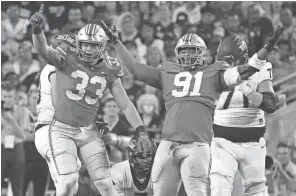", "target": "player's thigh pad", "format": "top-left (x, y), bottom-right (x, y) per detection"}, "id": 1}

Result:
top-left (180, 142), bottom-right (210, 196)
top-left (239, 138), bottom-right (266, 195)
top-left (79, 136), bottom-right (110, 181)
top-left (151, 140), bottom-right (182, 196)
top-left (210, 138), bottom-right (239, 191)
top-left (49, 121), bottom-right (80, 175)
